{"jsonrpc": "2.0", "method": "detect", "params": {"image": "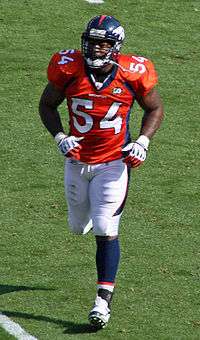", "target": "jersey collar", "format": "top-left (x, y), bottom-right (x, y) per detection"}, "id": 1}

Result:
top-left (85, 64), bottom-right (118, 91)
